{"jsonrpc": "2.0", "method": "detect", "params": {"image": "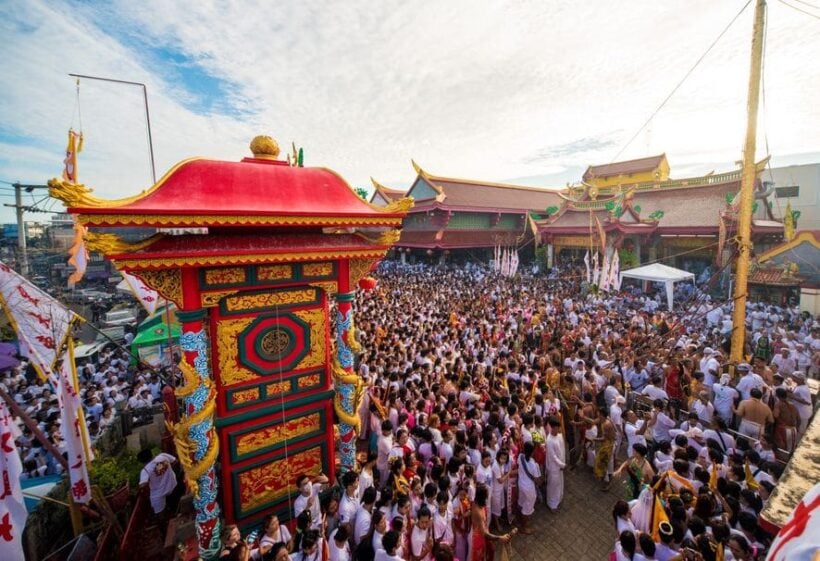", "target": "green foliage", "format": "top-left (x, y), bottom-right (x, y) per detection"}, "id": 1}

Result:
top-left (353, 187), bottom-right (369, 201)
top-left (619, 248), bottom-right (638, 268)
top-left (89, 450), bottom-right (143, 495)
